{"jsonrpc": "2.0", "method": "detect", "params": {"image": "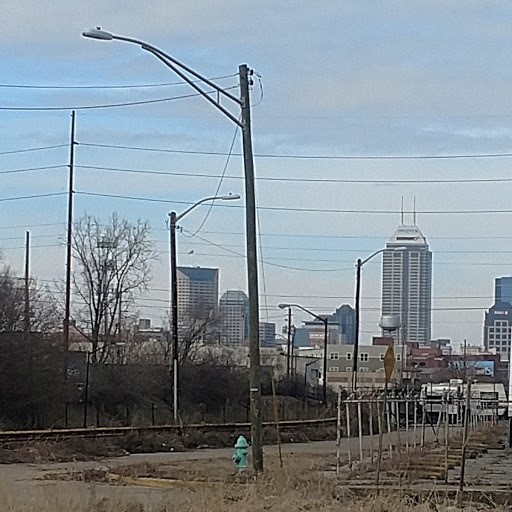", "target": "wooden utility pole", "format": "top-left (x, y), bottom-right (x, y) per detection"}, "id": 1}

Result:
top-left (240, 64), bottom-right (263, 473)
top-left (64, 110), bottom-right (76, 350)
